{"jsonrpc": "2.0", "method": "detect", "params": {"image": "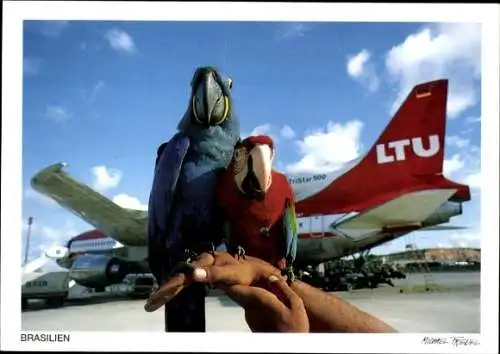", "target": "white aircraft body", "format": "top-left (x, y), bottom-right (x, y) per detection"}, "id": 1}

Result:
top-left (31, 80), bottom-right (470, 291)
